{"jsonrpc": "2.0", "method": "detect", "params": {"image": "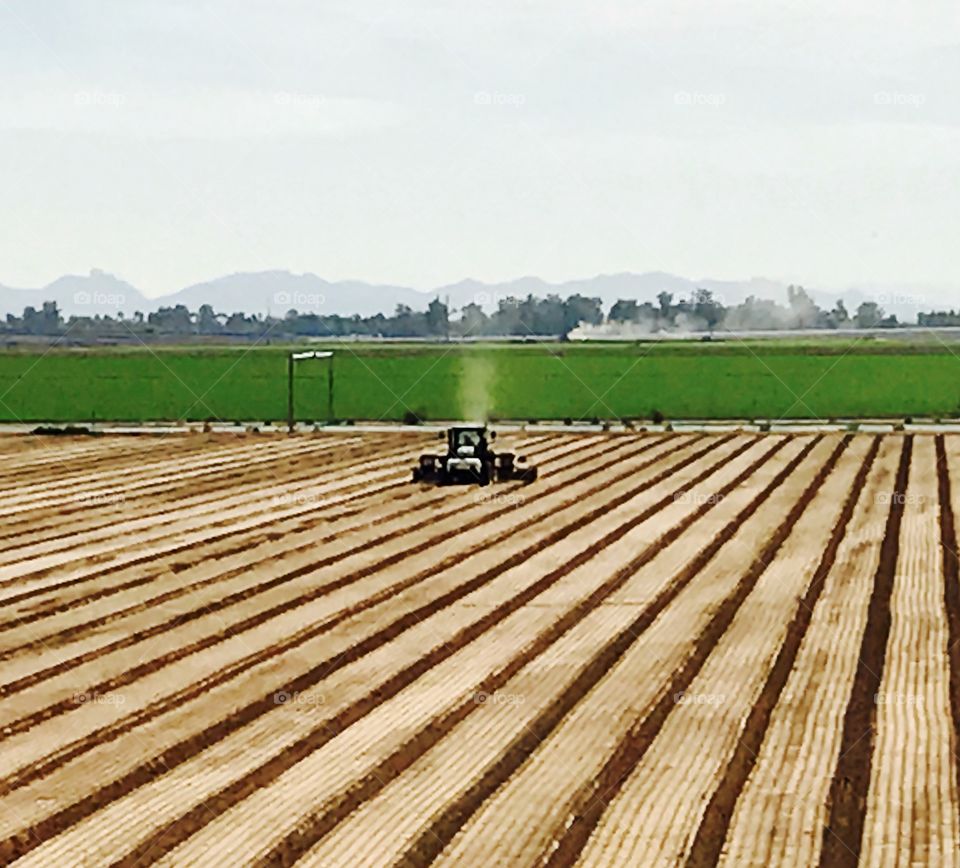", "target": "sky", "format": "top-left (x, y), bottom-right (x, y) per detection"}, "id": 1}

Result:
top-left (1, 0), bottom-right (959, 299)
